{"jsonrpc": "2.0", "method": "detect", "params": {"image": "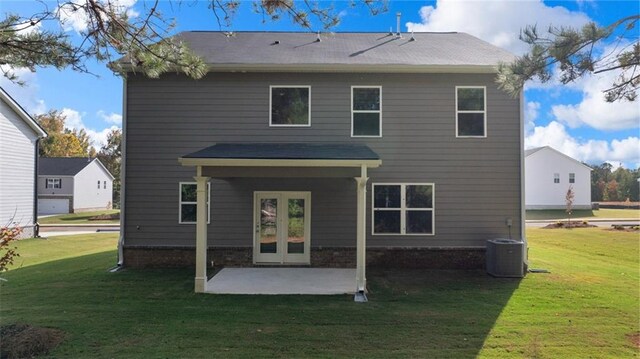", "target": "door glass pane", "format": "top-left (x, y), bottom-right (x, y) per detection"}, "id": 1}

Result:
top-left (287, 199), bottom-right (305, 254)
top-left (260, 198), bottom-right (277, 253)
